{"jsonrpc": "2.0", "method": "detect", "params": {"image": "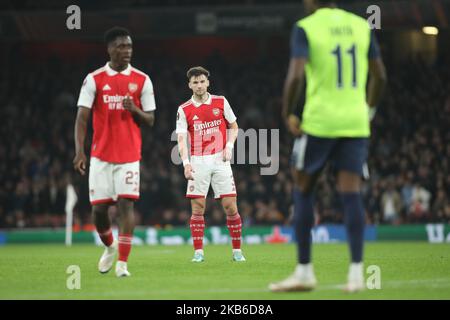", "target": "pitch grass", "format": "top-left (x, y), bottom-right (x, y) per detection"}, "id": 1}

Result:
top-left (0, 242), bottom-right (449, 300)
